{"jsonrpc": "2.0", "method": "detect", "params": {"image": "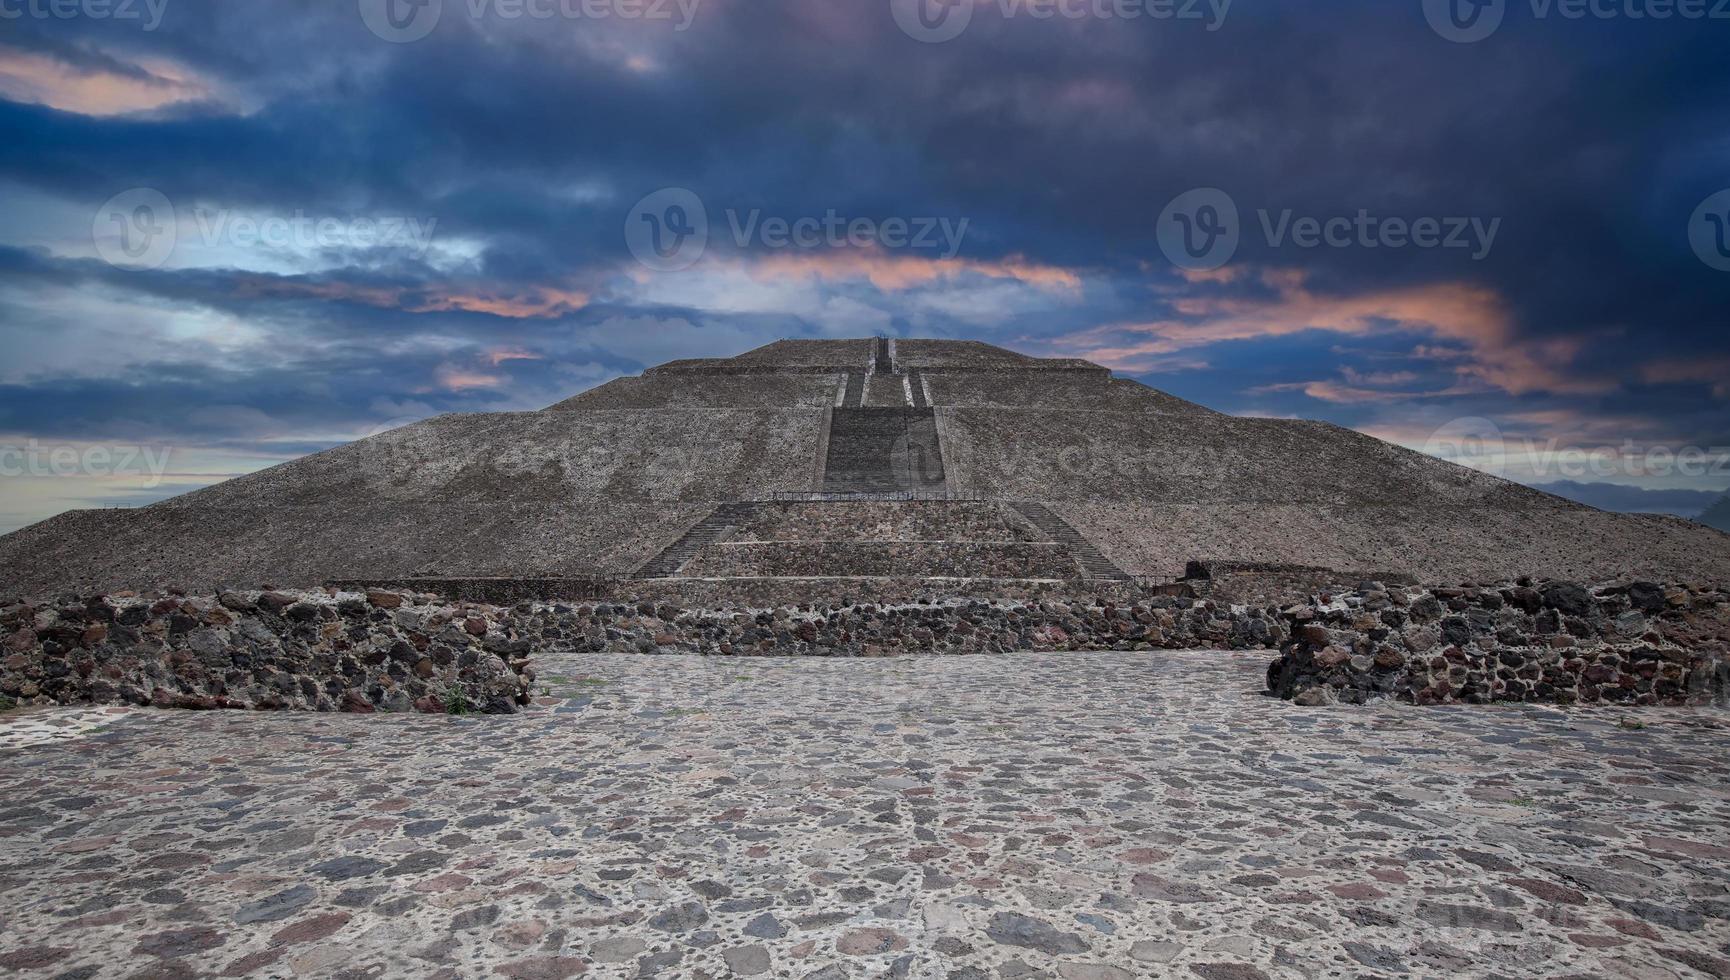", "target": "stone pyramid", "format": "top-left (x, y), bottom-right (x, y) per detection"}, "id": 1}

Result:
top-left (3, 337), bottom-right (1728, 600)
